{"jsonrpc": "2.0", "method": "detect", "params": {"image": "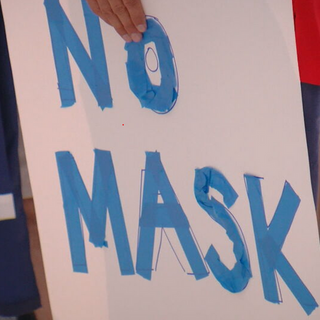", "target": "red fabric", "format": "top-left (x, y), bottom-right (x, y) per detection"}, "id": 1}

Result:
top-left (293, 0), bottom-right (320, 85)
